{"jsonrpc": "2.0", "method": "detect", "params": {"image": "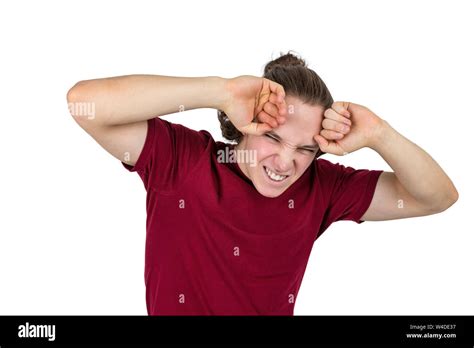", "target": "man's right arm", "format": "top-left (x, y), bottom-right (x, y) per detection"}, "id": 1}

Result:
top-left (66, 75), bottom-right (228, 166)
